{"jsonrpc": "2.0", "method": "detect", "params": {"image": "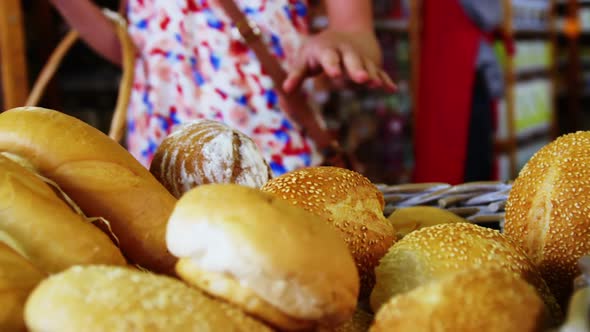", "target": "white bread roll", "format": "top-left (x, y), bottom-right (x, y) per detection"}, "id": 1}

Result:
top-left (0, 239), bottom-right (46, 332)
top-left (166, 184), bottom-right (359, 331)
top-left (261, 166), bottom-right (396, 297)
top-left (0, 107), bottom-right (177, 274)
top-left (370, 223), bottom-right (562, 323)
top-left (24, 265), bottom-right (272, 332)
top-left (505, 131), bottom-right (590, 307)
top-left (150, 119), bottom-right (272, 198)
top-left (370, 267), bottom-right (550, 332)
top-left (0, 154), bottom-right (126, 272)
